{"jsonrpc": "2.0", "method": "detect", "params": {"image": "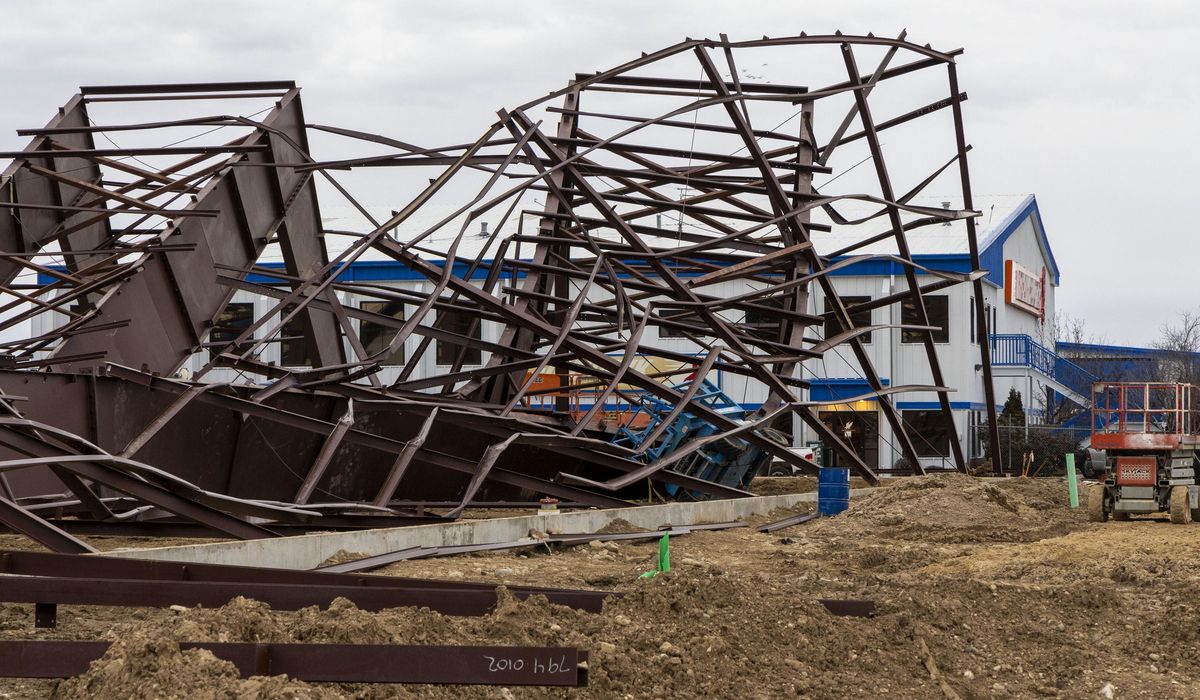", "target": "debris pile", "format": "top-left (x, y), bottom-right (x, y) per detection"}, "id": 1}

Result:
top-left (51, 635), bottom-right (332, 700)
top-left (0, 32), bottom-right (991, 554)
top-left (807, 473), bottom-right (1087, 543)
